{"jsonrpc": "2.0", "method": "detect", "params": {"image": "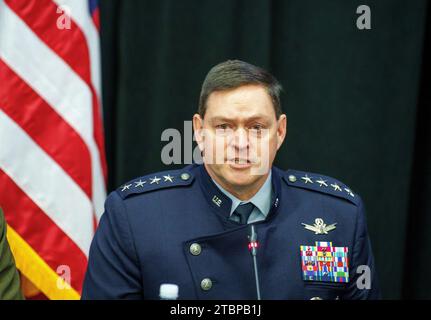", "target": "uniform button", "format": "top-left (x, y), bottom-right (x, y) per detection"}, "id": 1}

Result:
top-left (189, 243), bottom-right (202, 256)
top-left (200, 278), bottom-right (212, 291)
top-left (180, 173), bottom-right (190, 181)
top-left (288, 175), bottom-right (297, 183)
